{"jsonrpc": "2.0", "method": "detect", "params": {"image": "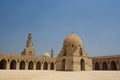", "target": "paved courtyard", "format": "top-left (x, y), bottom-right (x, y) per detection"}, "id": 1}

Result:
top-left (0, 70), bottom-right (120, 80)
